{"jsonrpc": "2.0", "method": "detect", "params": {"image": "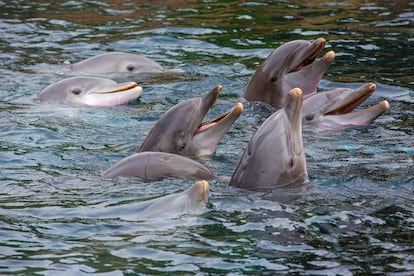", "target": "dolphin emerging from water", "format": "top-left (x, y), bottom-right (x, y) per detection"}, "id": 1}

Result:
top-left (126, 180), bottom-right (210, 220)
top-left (57, 52), bottom-right (166, 80)
top-left (302, 83), bottom-right (390, 132)
top-left (102, 152), bottom-right (217, 181)
top-left (33, 76), bottom-right (142, 106)
top-left (138, 85), bottom-right (243, 158)
top-left (243, 38), bottom-right (335, 109)
top-left (229, 88), bottom-right (308, 191)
